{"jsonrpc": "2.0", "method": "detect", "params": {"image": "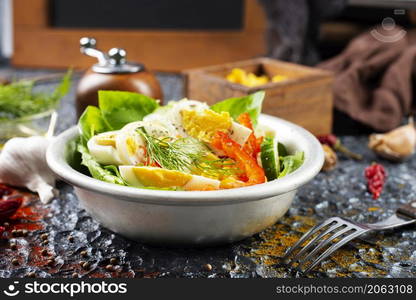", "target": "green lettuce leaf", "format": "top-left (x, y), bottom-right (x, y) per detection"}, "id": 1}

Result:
top-left (77, 143), bottom-right (125, 185)
top-left (98, 90), bottom-right (159, 130)
top-left (278, 151), bottom-right (304, 178)
top-left (210, 91), bottom-right (265, 126)
top-left (78, 106), bottom-right (109, 142)
top-left (66, 137), bottom-right (82, 171)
